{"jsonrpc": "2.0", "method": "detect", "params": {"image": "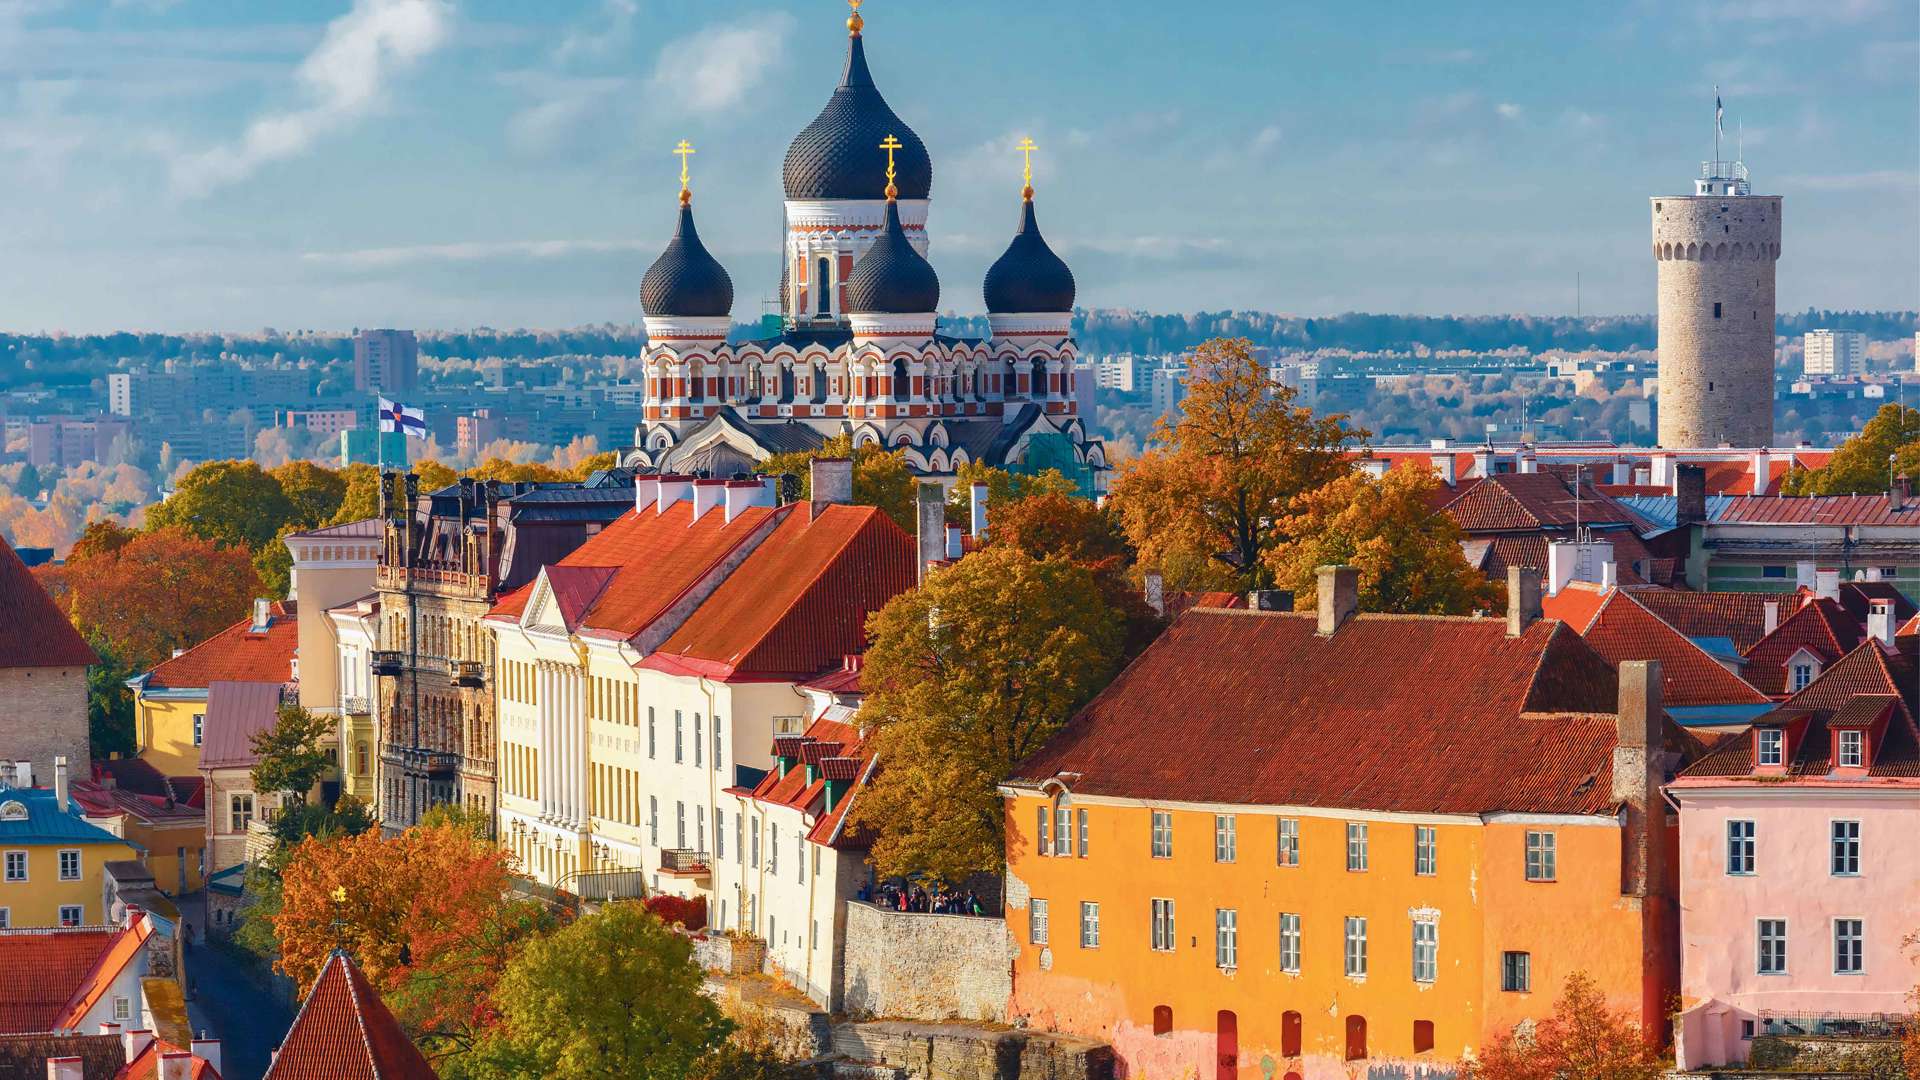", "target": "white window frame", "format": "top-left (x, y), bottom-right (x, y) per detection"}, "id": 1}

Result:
top-left (1036, 805), bottom-right (1050, 856)
top-left (1790, 663), bottom-right (1814, 692)
top-left (1080, 901), bottom-right (1100, 949)
top-left (192, 713), bottom-right (204, 747)
top-left (1054, 805), bottom-right (1072, 857)
top-left (1279, 912), bottom-right (1301, 973)
top-left (1214, 814), bottom-right (1236, 863)
top-left (1277, 817), bottom-right (1299, 867)
top-left (1077, 808), bottom-right (1089, 857)
top-left (58, 904), bottom-right (82, 927)
top-left (57, 849), bottom-right (81, 882)
top-left (0, 908), bottom-right (9, 928)
top-left (1726, 819), bottom-right (1756, 876)
top-left (1030, 898), bottom-right (1049, 946)
top-left (1832, 917), bottom-right (1864, 976)
top-left (228, 793), bottom-right (254, 834)
top-left (1344, 916), bottom-right (1368, 978)
top-left (1151, 898), bottom-right (1175, 952)
top-left (1346, 822), bottom-right (1368, 872)
top-left (1412, 920), bottom-right (1438, 984)
top-left (1757, 728), bottom-right (1784, 766)
top-left (1150, 810), bottom-right (1172, 859)
top-left (1414, 826), bottom-right (1437, 876)
top-left (1837, 729), bottom-right (1863, 768)
top-left (112, 996), bottom-right (131, 1022)
top-left (1756, 918), bottom-right (1788, 975)
top-left (1525, 830), bottom-right (1557, 882)
top-left (1830, 820), bottom-right (1861, 877)
top-left (1215, 908), bottom-right (1238, 970)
